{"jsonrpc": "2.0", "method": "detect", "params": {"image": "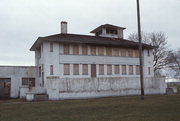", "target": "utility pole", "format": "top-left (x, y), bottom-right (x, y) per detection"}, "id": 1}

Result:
top-left (136, 0), bottom-right (144, 100)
